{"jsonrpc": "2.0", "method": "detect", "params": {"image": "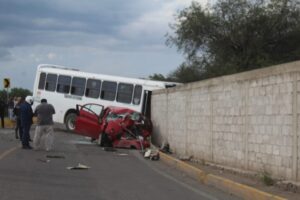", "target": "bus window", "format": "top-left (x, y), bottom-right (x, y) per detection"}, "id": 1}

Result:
top-left (117, 83), bottom-right (133, 104)
top-left (57, 75), bottom-right (71, 94)
top-left (132, 85), bottom-right (142, 105)
top-left (85, 79), bottom-right (101, 98)
top-left (38, 72), bottom-right (46, 90)
top-left (100, 81), bottom-right (117, 101)
top-left (71, 77), bottom-right (86, 96)
top-left (45, 74), bottom-right (57, 92)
